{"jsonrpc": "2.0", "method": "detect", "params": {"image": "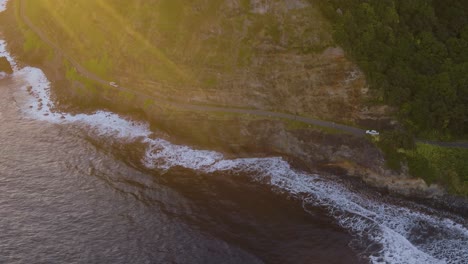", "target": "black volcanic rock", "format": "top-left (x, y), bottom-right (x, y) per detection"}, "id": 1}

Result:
top-left (0, 57), bottom-right (13, 74)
